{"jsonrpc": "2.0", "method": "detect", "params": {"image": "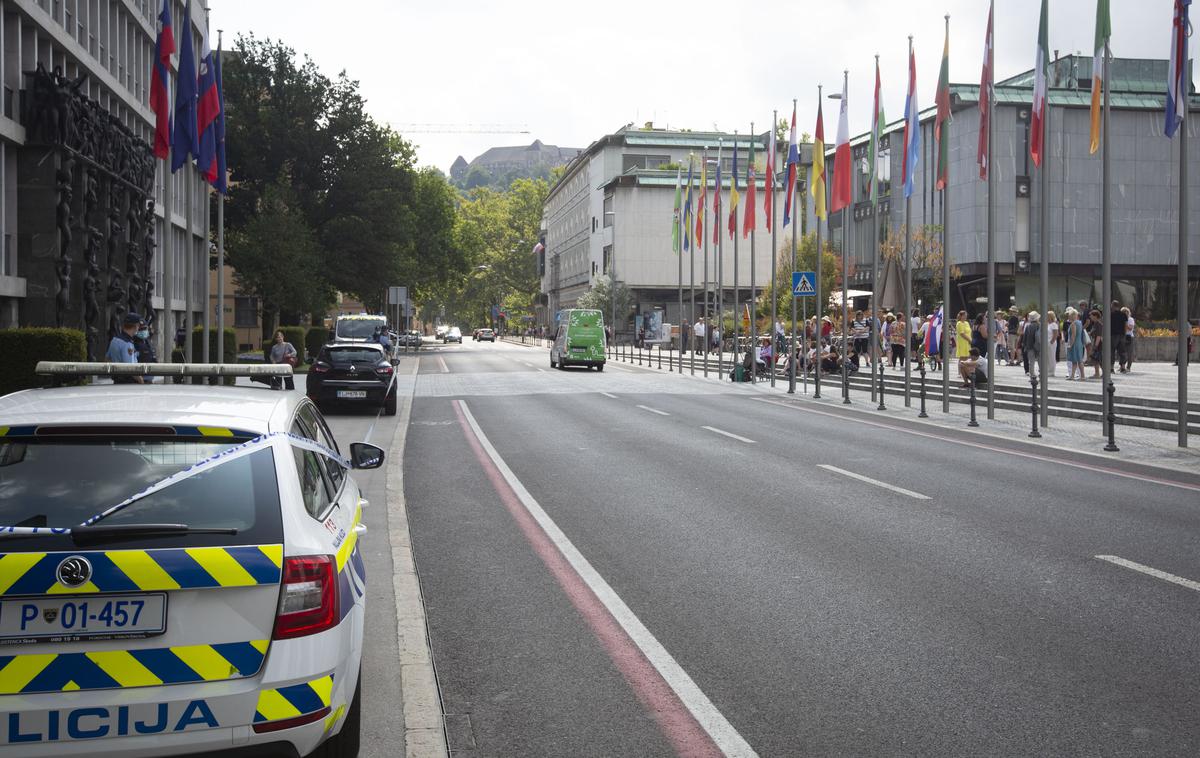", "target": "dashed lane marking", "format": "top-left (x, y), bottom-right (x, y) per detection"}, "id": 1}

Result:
top-left (636, 405), bottom-right (671, 416)
top-left (701, 426), bottom-right (756, 444)
top-left (818, 464), bottom-right (931, 500)
top-left (1094, 555), bottom-right (1200, 593)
